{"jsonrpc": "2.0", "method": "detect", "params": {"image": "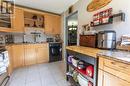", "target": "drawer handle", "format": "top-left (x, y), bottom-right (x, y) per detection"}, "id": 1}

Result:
top-left (111, 62), bottom-right (116, 65)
